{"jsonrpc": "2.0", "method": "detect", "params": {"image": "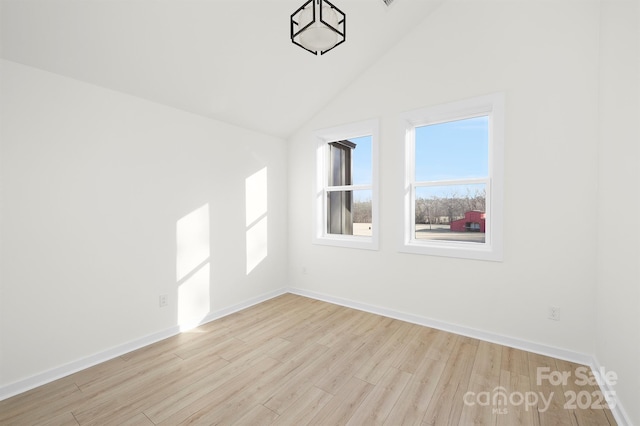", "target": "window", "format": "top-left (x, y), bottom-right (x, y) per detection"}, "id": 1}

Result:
top-left (314, 119), bottom-right (378, 250)
top-left (401, 94), bottom-right (504, 261)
